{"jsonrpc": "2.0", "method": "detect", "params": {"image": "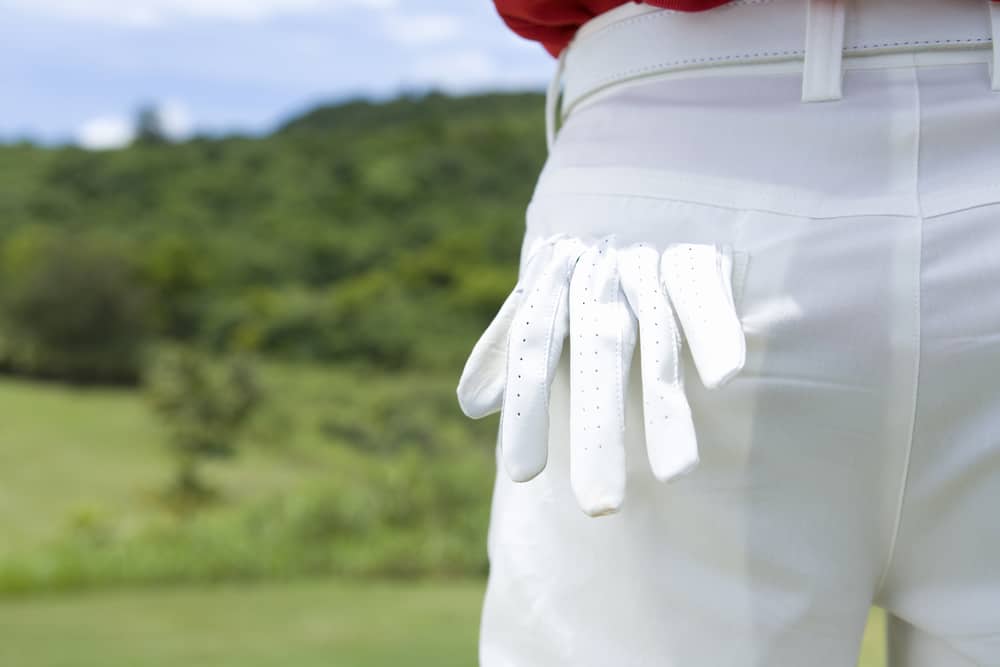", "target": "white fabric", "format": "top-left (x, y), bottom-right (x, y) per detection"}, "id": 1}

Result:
top-left (990, 0), bottom-right (1000, 89)
top-left (545, 47), bottom-right (568, 152)
top-left (460, 2), bottom-right (1000, 664)
top-left (552, 0), bottom-right (1000, 136)
top-left (801, 0), bottom-right (846, 101)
